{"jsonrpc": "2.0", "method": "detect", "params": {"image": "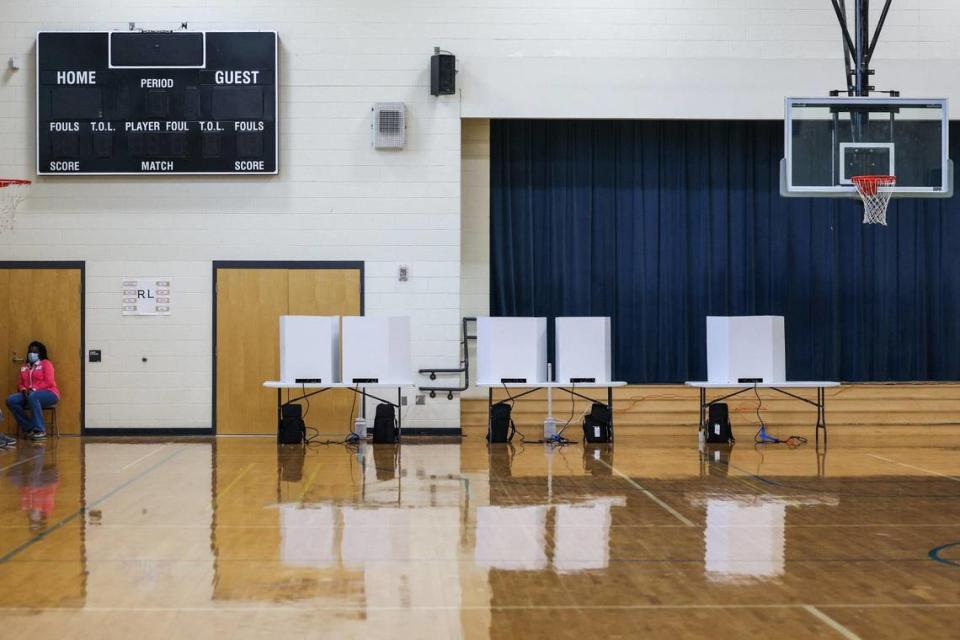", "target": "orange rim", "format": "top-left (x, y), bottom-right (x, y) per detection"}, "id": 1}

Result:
top-left (0, 179), bottom-right (31, 188)
top-left (851, 175), bottom-right (895, 197)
